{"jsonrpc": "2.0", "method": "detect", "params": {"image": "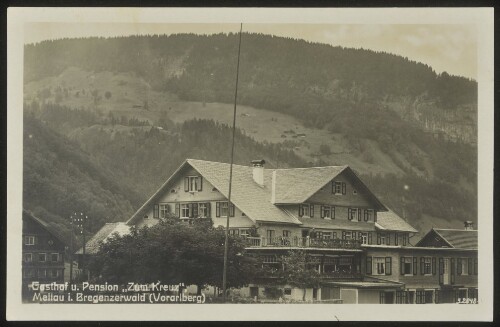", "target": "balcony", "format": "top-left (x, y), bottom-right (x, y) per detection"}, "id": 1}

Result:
top-left (245, 236), bottom-right (362, 250)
